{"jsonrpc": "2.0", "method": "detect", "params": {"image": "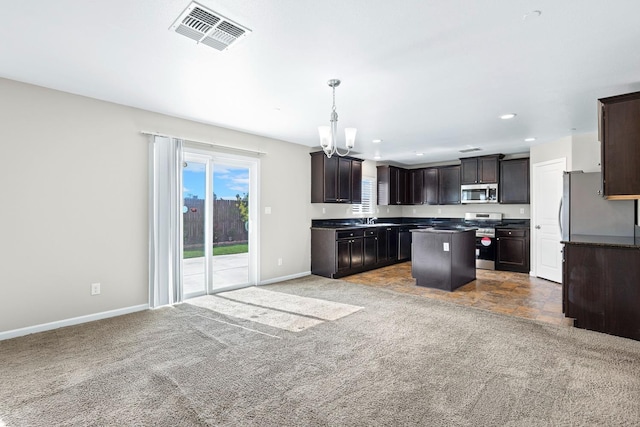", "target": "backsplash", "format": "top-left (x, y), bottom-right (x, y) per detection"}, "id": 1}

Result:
top-left (310, 202), bottom-right (530, 220)
top-left (402, 203), bottom-right (530, 219)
